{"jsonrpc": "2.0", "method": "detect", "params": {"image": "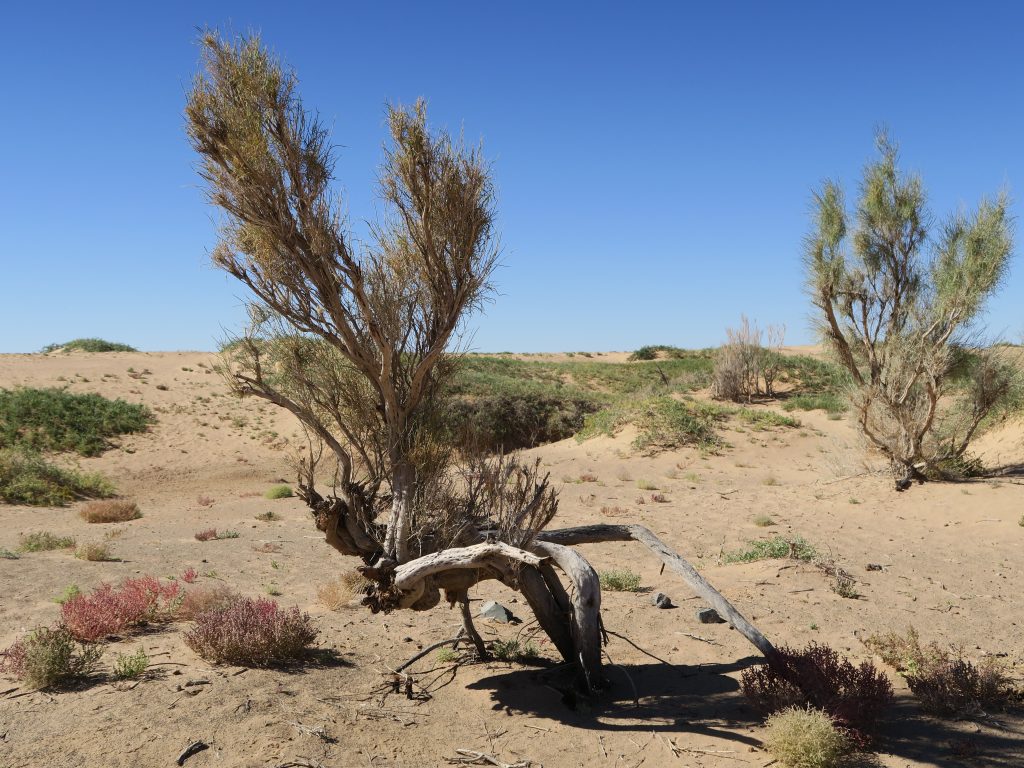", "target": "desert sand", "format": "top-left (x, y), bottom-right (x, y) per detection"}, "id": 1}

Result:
top-left (1, 350), bottom-right (1022, 768)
